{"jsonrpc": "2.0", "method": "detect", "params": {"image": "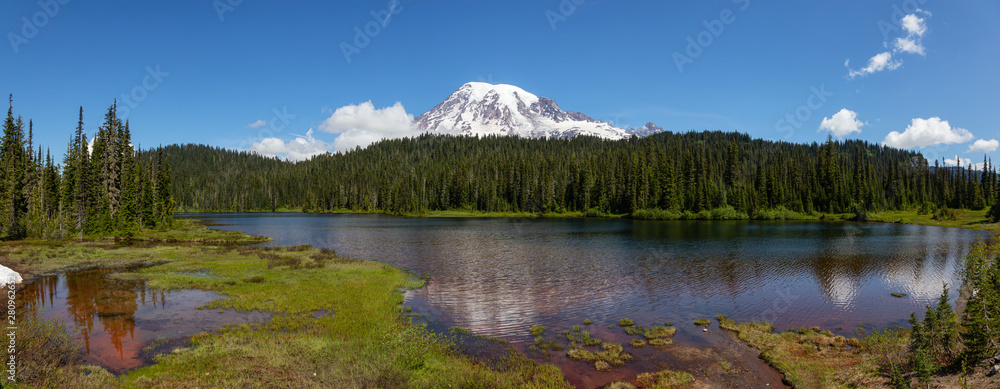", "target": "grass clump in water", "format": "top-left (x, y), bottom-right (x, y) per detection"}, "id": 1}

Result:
top-left (634, 369), bottom-right (695, 388)
top-left (694, 318), bottom-right (711, 326)
top-left (890, 292), bottom-right (907, 298)
top-left (529, 325), bottom-right (546, 336)
top-left (628, 339), bottom-right (646, 348)
top-left (618, 318), bottom-right (634, 327)
top-left (582, 319), bottom-right (593, 325)
top-left (643, 326), bottom-right (677, 340)
top-left (648, 338), bottom-right (673, 347)
top-left (624, 325), bottom-right (645, 336)
top-left (566, 342), bottom-right (634, 367)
